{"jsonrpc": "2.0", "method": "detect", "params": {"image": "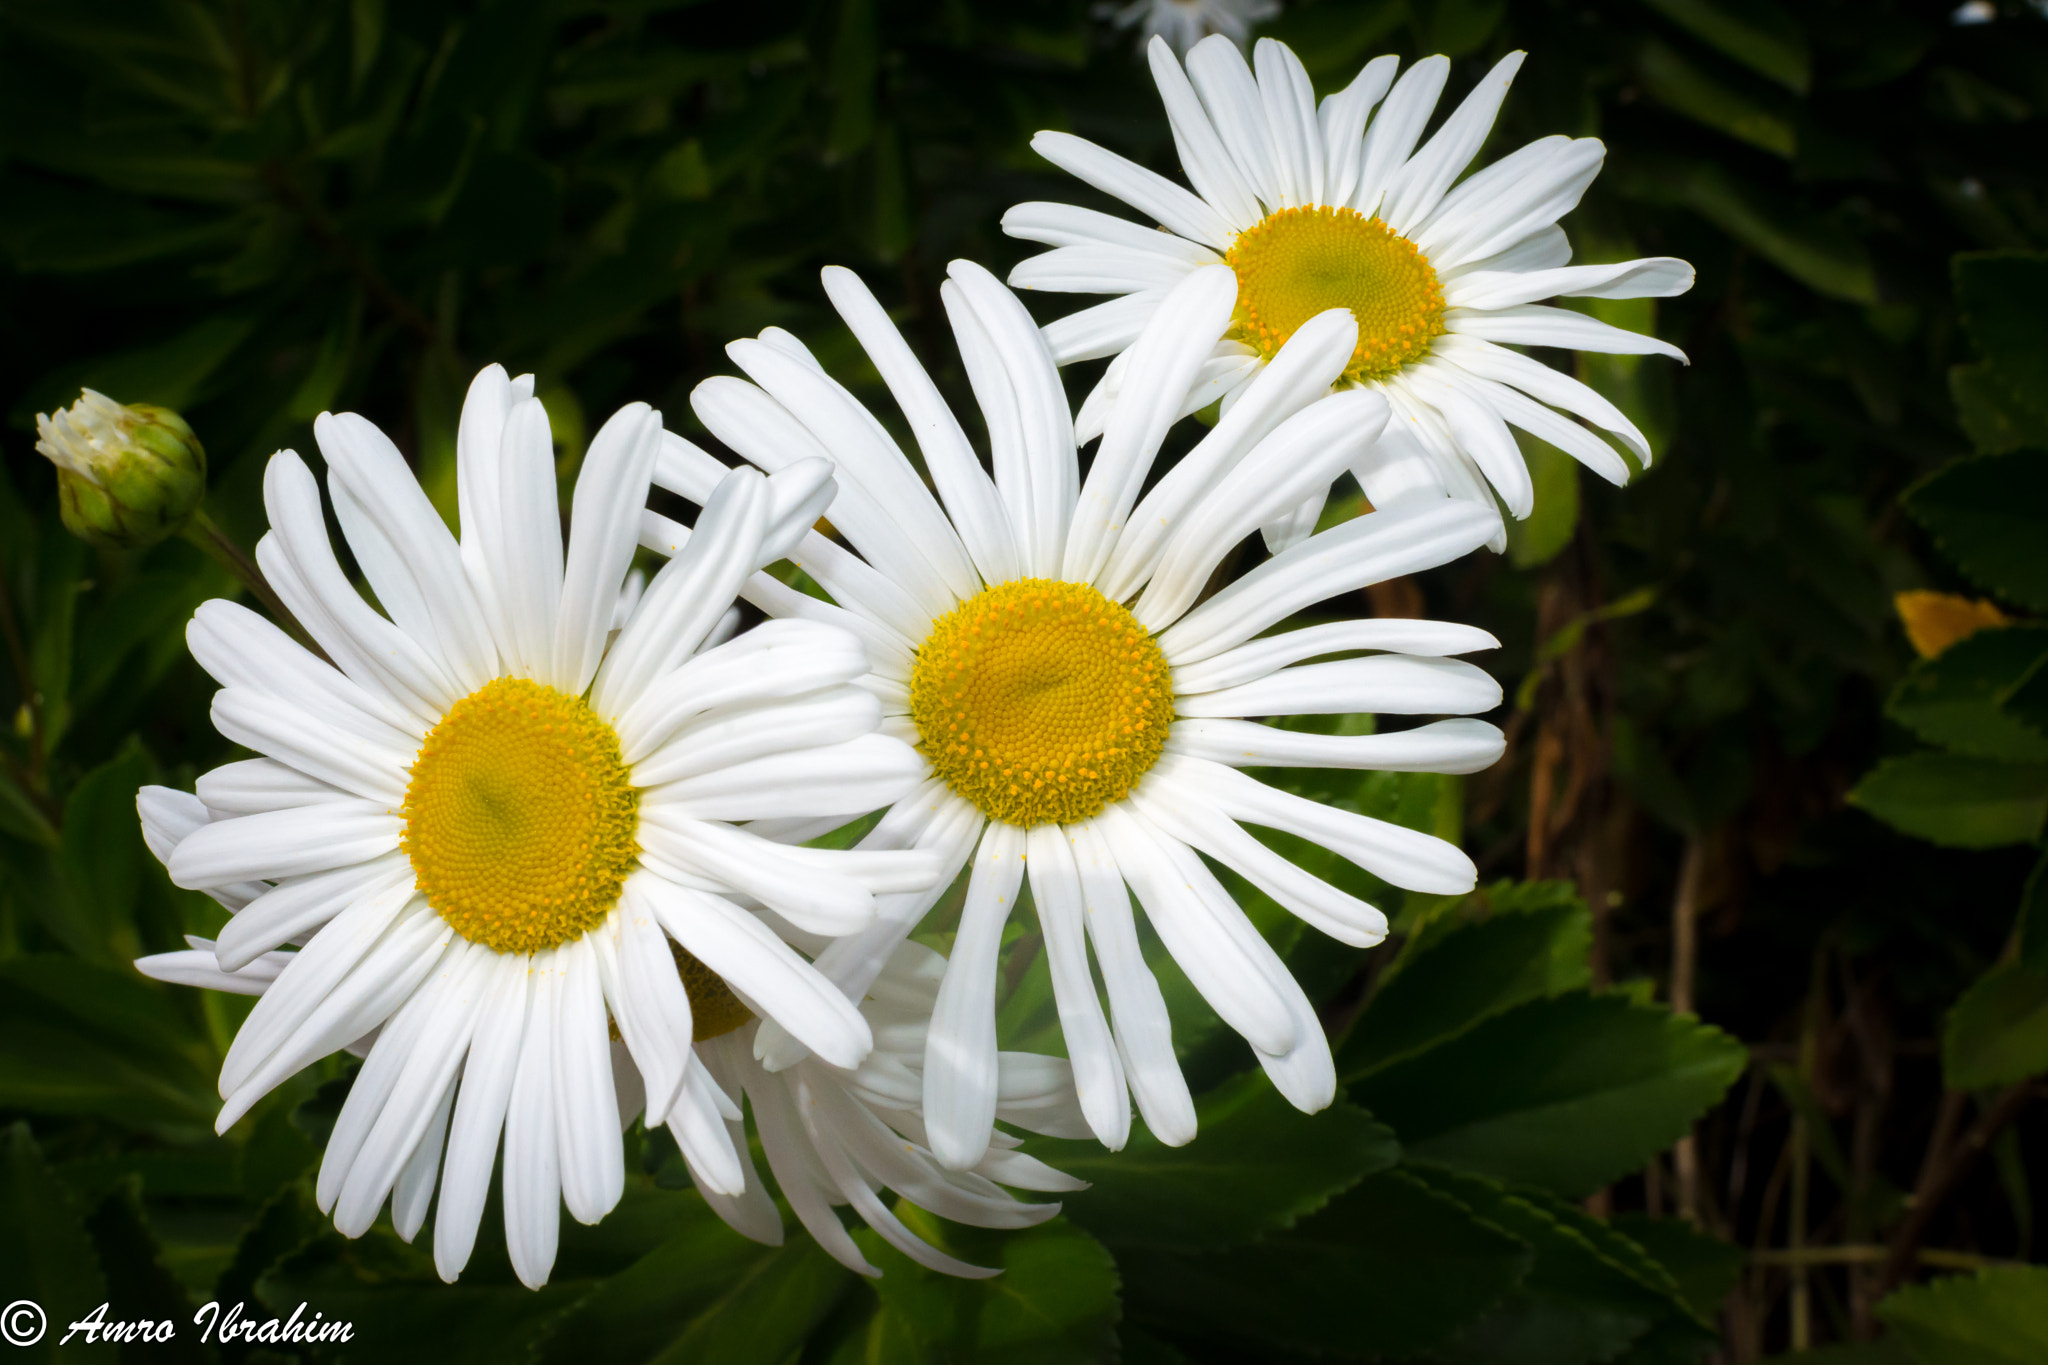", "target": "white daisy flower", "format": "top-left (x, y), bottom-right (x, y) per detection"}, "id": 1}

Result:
top-left (1006, 35), bottom-right (1694, 543)
top-left (136, 801), bottom-right (1084, 1281)
top-left (683, 939), bottom-right (1090, 1279)
top-left (134, 365), bottom-right (941, 1290)
top-left (648, 259), bottom-right (1507, 1170)
top-left (1098, 0), bottom-right (1281, 55)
